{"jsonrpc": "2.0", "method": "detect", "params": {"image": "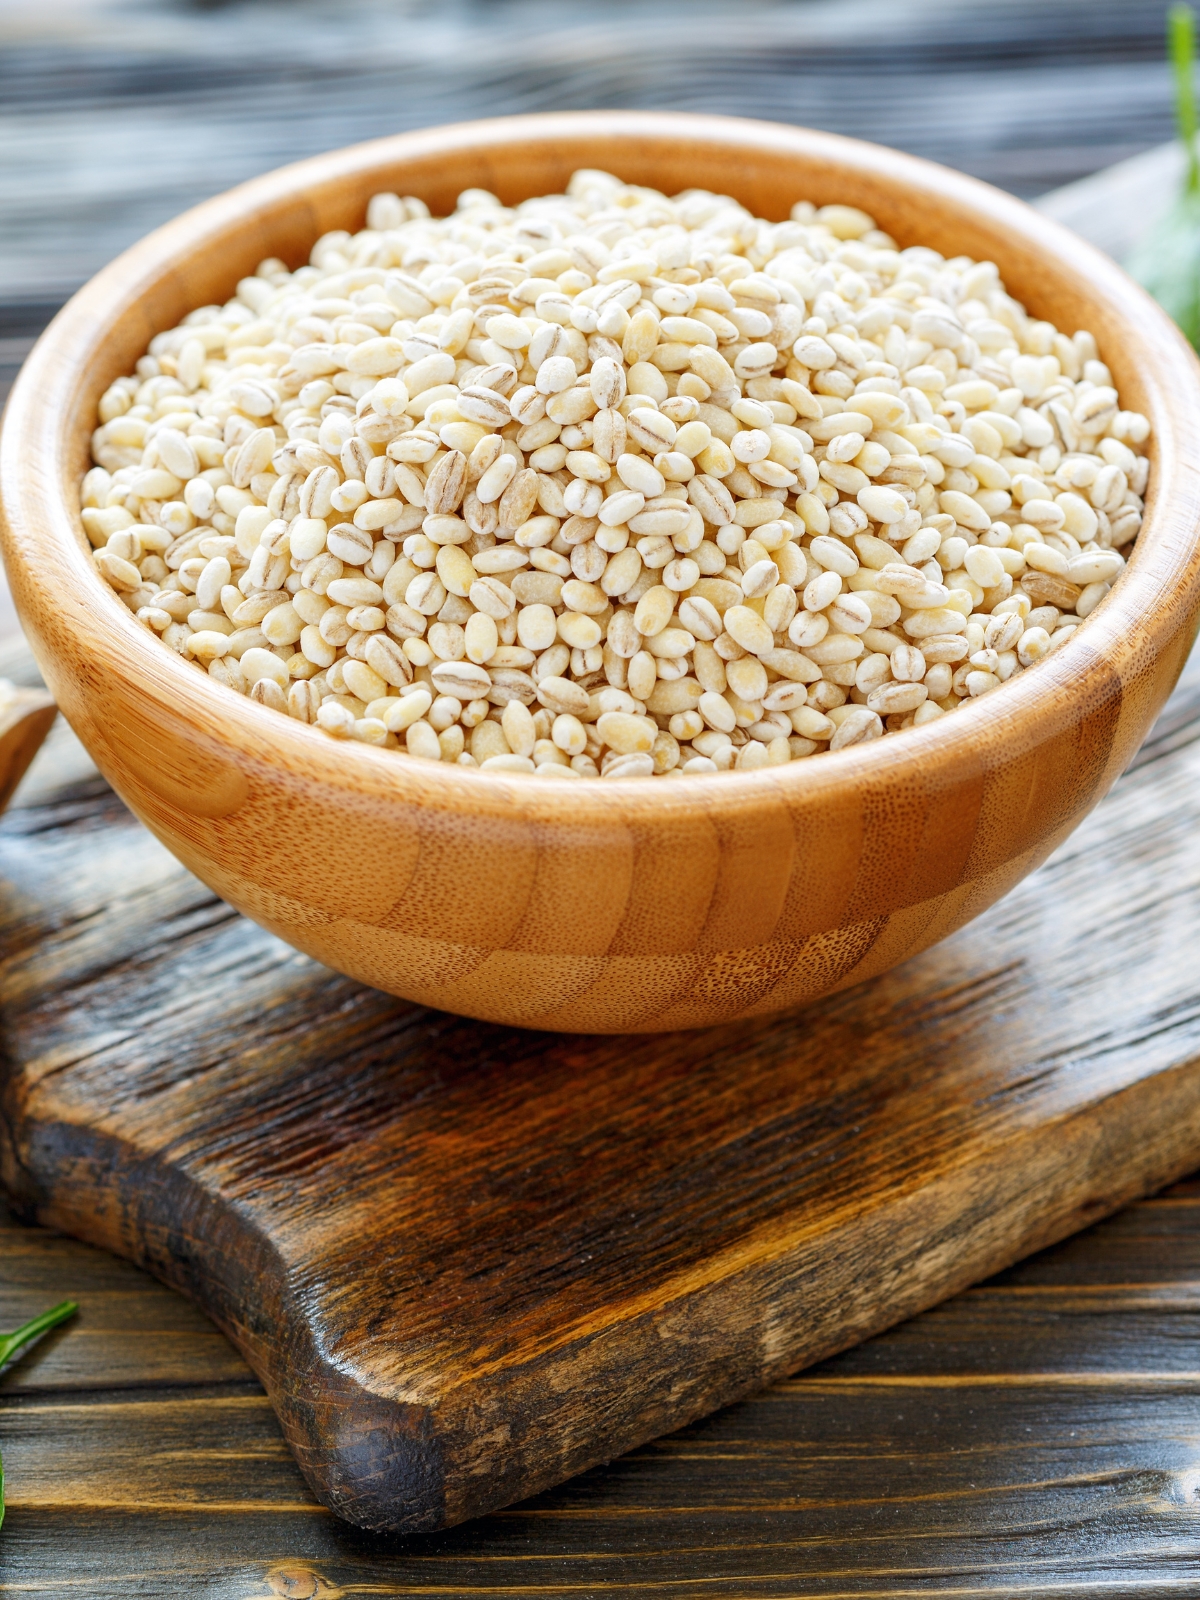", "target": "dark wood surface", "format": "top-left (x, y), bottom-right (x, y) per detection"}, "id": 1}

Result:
top-left (3, 0), bottom-right (1200, 1587)
top-left (6, 1166), bottom-right (1200, 1599)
